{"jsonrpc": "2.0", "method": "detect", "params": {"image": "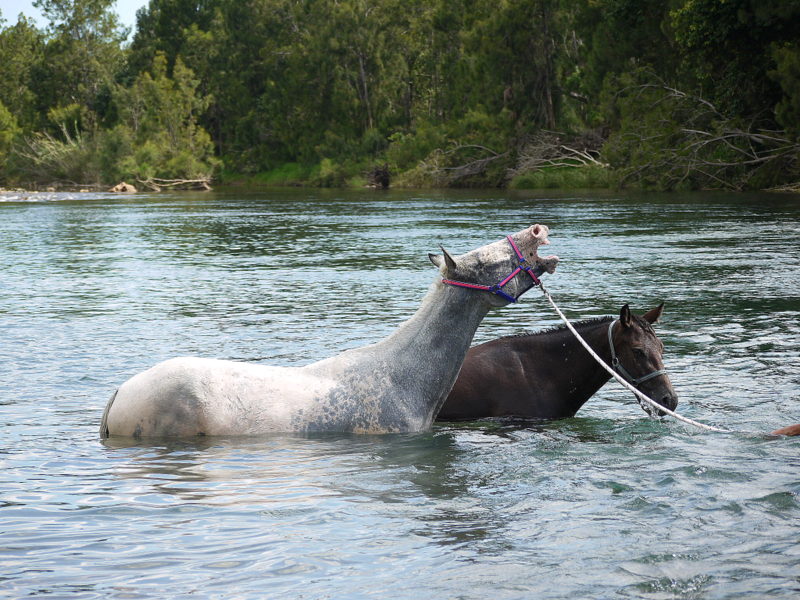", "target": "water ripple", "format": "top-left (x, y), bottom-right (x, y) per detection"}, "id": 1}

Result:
top-left (1, 190), bottom-right (798, 598)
